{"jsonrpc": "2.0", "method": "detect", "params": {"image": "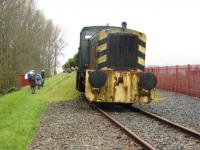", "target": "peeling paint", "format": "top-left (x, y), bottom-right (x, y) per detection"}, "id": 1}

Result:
top-left (85, 69), bottom-right (157, 104)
